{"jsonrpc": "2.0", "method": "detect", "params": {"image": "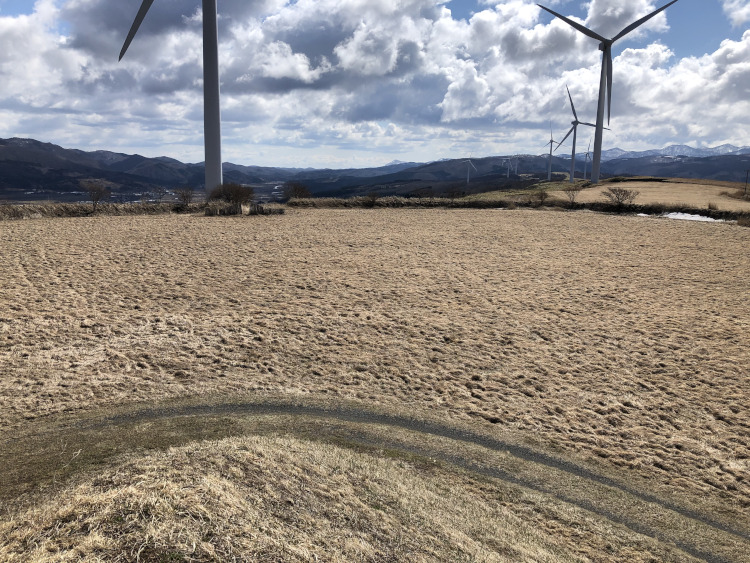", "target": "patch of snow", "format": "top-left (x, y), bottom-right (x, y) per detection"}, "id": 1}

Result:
top-left (663, 212), bottom-right (724, 223)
